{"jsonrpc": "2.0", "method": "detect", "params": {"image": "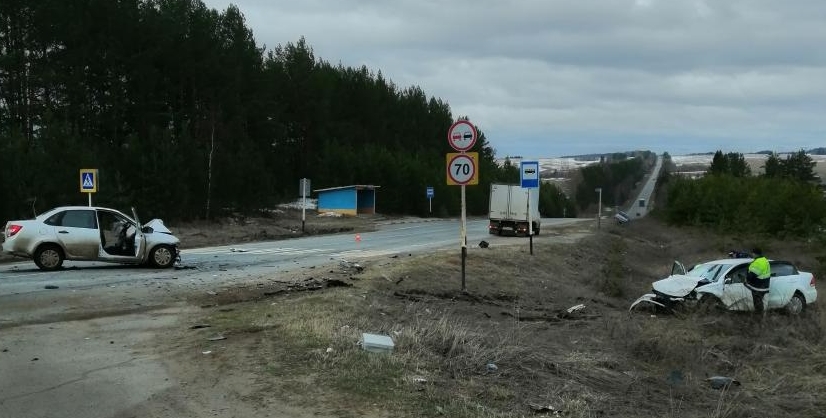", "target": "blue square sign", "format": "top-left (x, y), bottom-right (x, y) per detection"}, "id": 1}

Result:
top-left (520, 161), bottom-right (539, 188)
top-left (80, 169), bottom-right (98, 193)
